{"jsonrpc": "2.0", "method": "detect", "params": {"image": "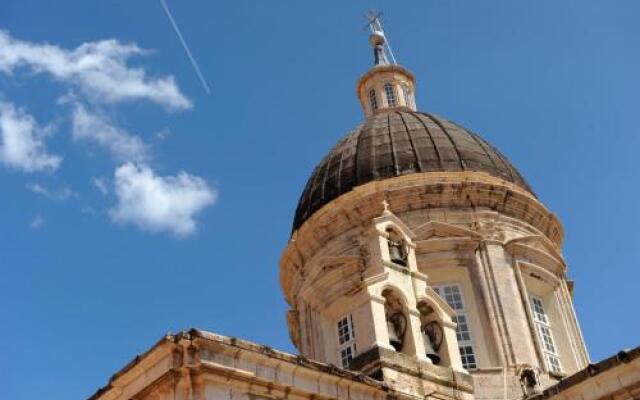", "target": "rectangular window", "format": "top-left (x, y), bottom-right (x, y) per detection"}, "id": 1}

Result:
top-left (530, 295), bottom-right (562, 374)
top-left (434, 284), bottom-right (478, 370)
top-left (337, 315), bottom-right (356, 368)
top-left (401, 84), bottom-right (413, 108)
top-left (369, 89), bottom-right (378, 111)
top-left (384, 83), bottom-right (397, 107)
